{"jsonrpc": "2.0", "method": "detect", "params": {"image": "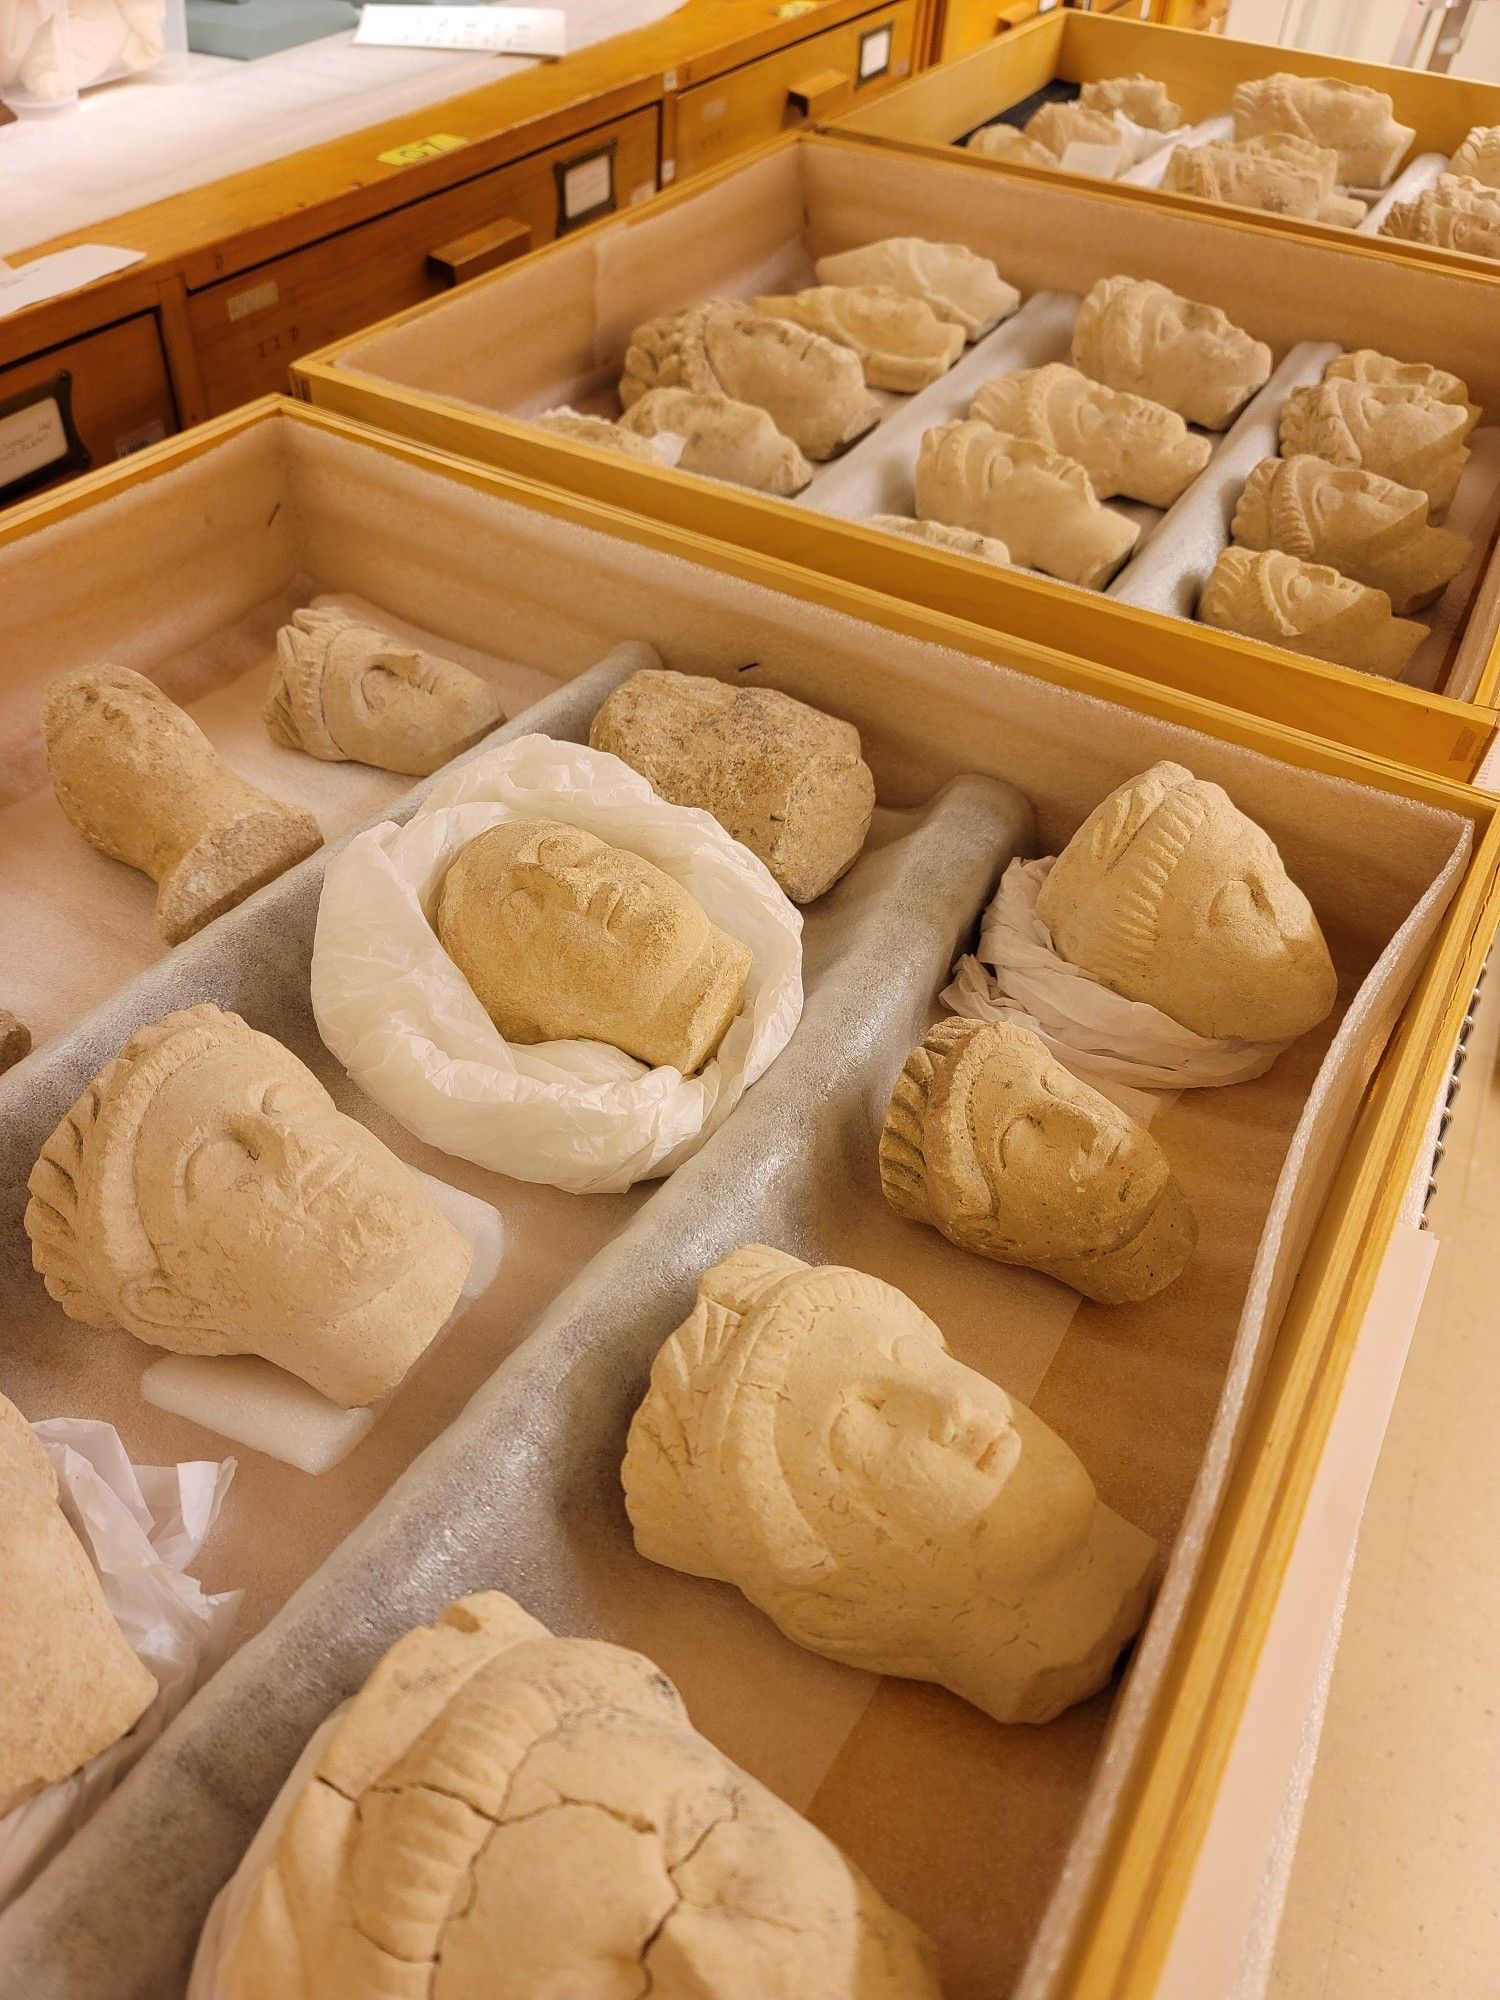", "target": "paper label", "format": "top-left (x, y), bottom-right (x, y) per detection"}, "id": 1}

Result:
top-left (1059, 138), bottom-right (1127, 178)
top-left (858, 23), bottom-right (892, 78)
top-left (0, 395), bottom-right (67, 486)
top-left (562, 151), bottom-right (612, 220)
top-left (225, 279), bottom-right (279, 323)
top-left (377, 132), bottom-right (470, 167)
top-left (114, 419), bottom-right (167, 458)
top-left (354, 6), bottom-right (566, 53)
top-left (0, 244), bottom-right (144, 321)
